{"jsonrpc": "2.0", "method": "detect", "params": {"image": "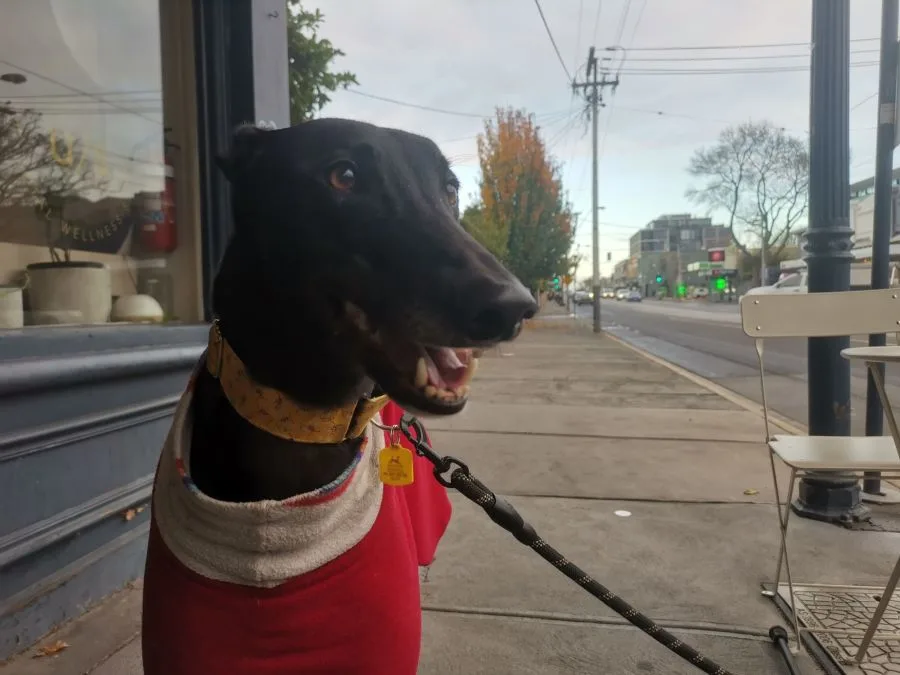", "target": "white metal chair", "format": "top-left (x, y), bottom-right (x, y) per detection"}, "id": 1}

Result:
top-left (739, 288), bottom-right (900, 662)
